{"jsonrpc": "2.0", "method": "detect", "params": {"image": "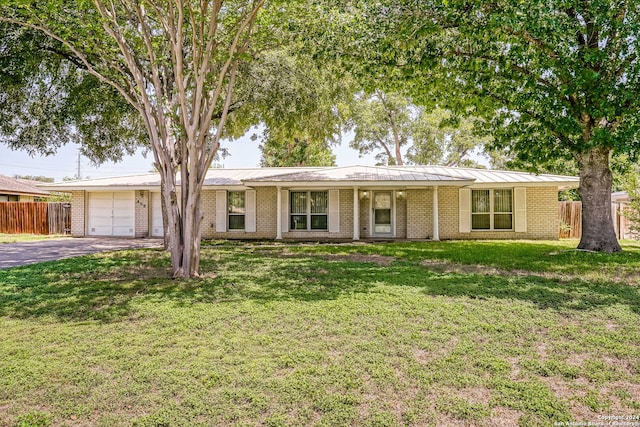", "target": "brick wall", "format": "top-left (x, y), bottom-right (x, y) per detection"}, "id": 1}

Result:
top-left (71, 190), bottom-right (85, 237)
top-left (135, 190), bottom-right (149, 238)
top-left (406, 189), bottom-right (433, 239)
top-left (396, 195), bottom-right (407, 238)
top-left (284, 189), bottom-right (354, 240)
top-left (439, 186), bottom-right (559, 240)
top-left (359, 195), bottom-right (370, 239)
top-left (201, 187), bottom-right (278, 239)
top-left (72, 185), bottom-right (559, 241)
